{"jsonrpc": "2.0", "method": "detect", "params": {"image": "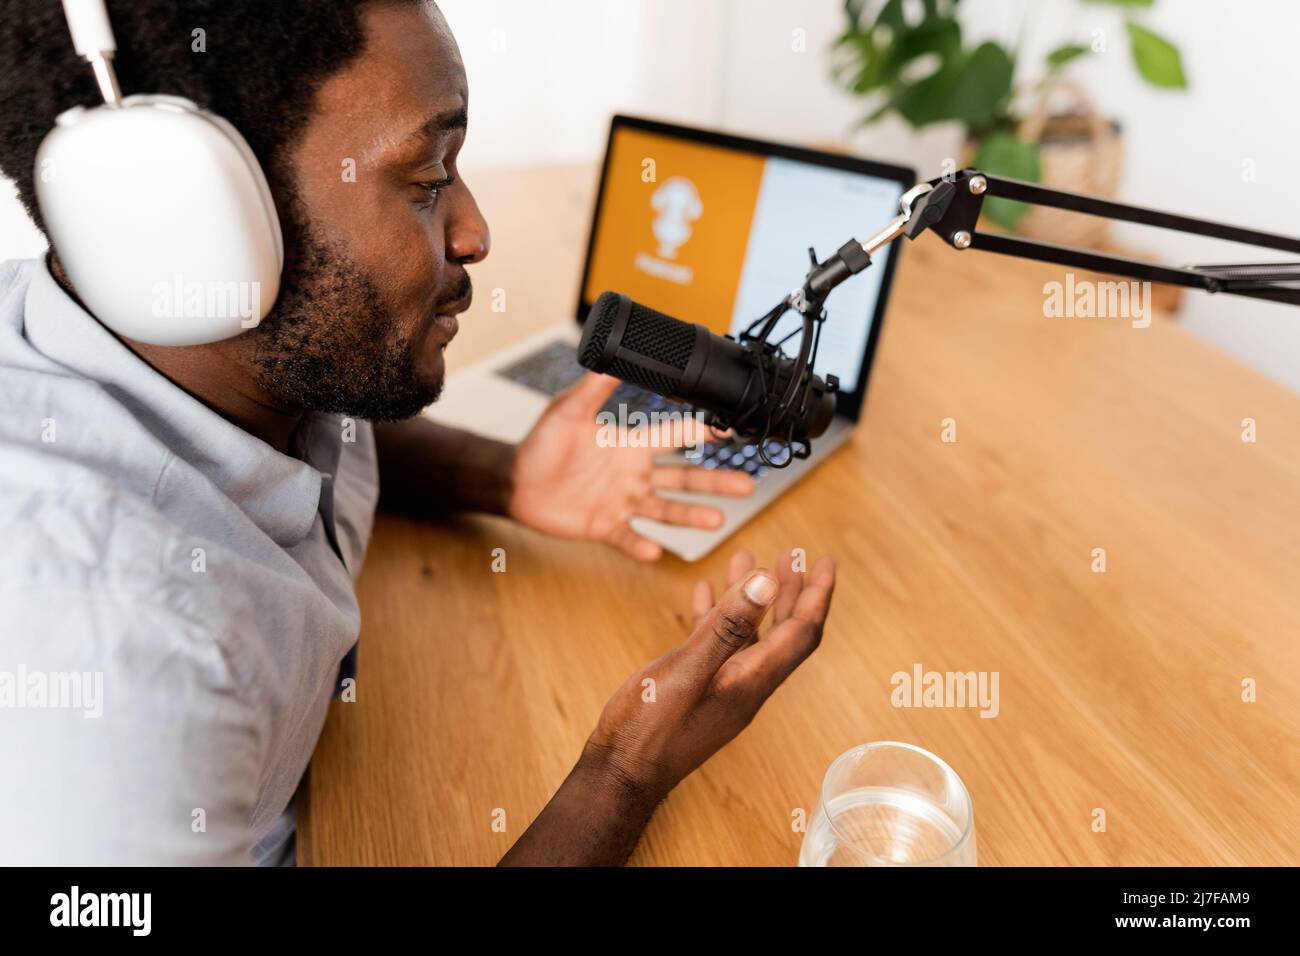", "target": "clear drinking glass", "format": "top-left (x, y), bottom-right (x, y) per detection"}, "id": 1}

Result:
top-left (798, 741), bottom-right (976, 866)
